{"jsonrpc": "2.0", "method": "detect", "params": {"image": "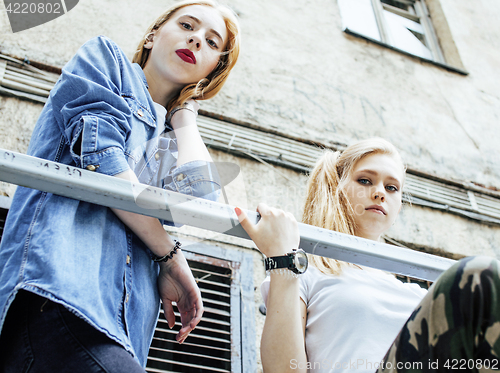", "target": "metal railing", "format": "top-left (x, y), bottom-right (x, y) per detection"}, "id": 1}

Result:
top-left (0, 148), bottom-right (455, 281)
